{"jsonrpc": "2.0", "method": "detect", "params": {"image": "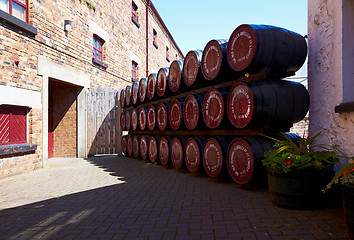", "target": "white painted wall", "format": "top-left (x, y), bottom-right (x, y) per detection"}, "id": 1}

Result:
top-left (308, 0), bottom-right (354, 164)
